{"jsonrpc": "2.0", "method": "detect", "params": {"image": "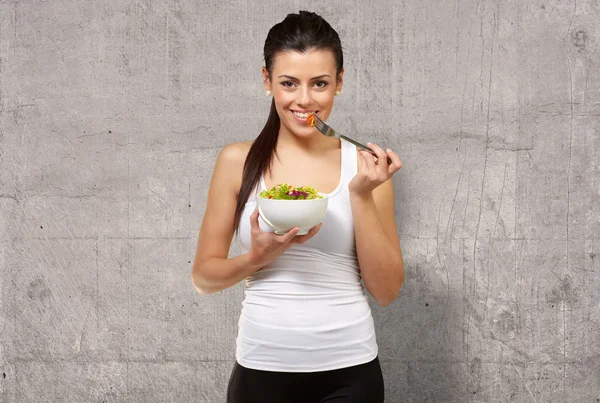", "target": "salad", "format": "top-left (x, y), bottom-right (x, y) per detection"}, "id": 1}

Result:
top-left (259, 183), bottom-right (323, 200)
